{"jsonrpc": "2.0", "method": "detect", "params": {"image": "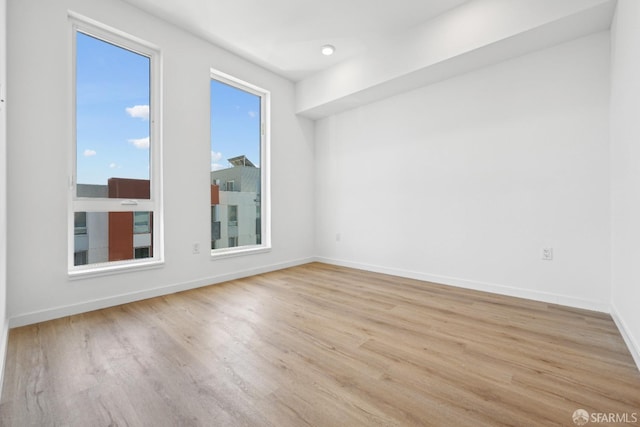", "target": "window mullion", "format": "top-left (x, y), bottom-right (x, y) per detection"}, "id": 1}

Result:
top-left (73, 199), bottom-right (155, 213)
